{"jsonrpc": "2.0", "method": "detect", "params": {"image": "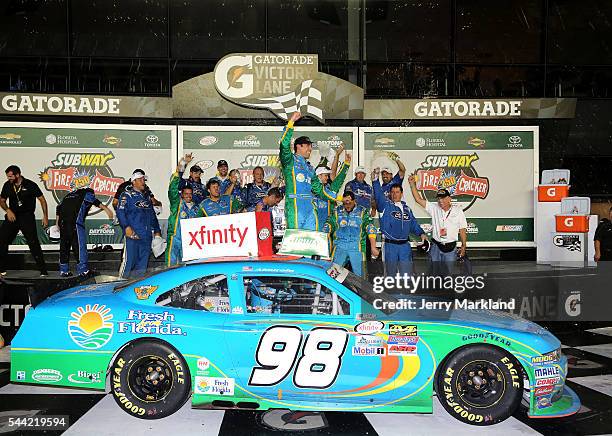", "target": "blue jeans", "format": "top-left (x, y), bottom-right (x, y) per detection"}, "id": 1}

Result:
top-left (429, 241), bottom-right (456, 276)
